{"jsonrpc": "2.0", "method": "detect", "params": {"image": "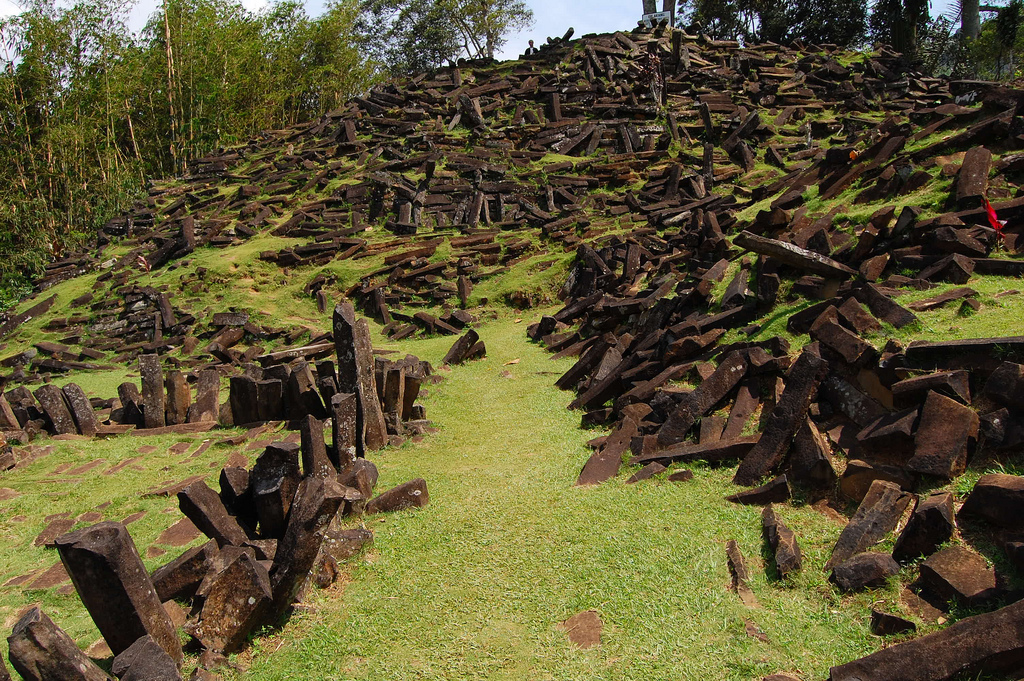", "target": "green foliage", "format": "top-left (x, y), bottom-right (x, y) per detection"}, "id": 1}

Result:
top-left (356, 0), bottom-right (533, 73)
top-left (678, 0), bottom-right (867, 46)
